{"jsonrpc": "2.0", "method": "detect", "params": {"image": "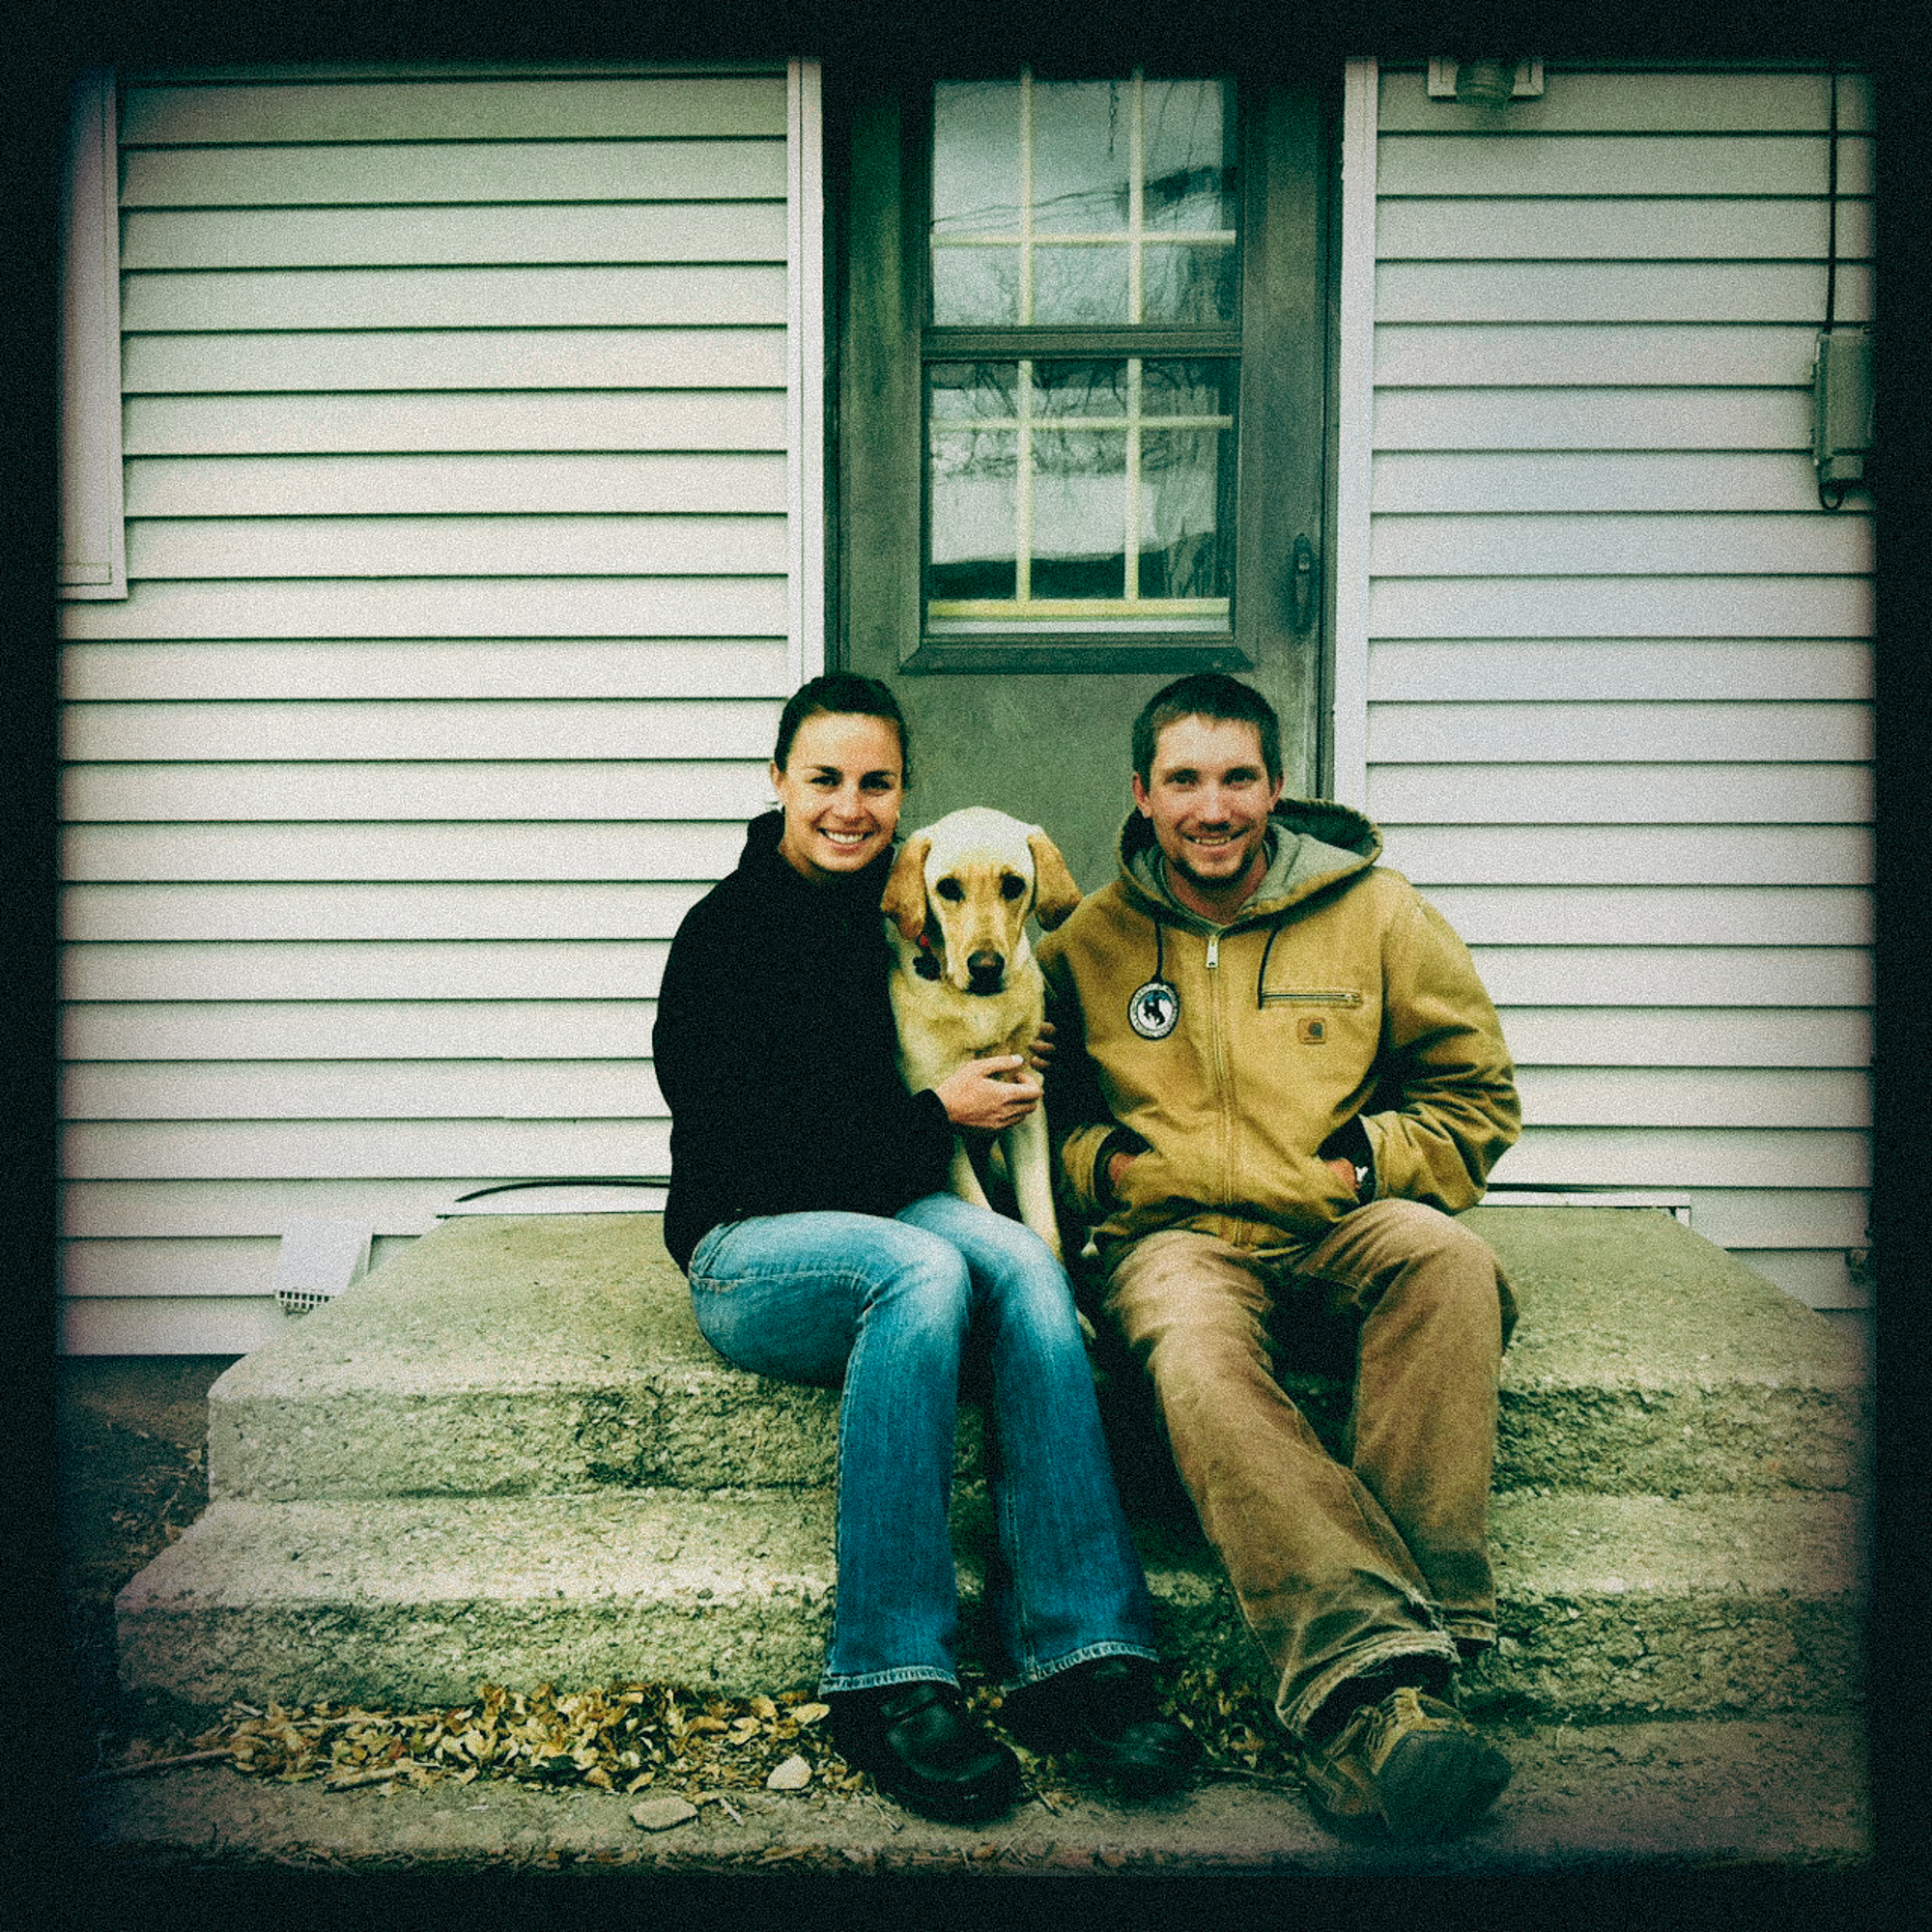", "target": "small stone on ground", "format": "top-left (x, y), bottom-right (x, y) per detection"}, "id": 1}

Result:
top-left (629, 1796), bottom-right (698, 1833)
